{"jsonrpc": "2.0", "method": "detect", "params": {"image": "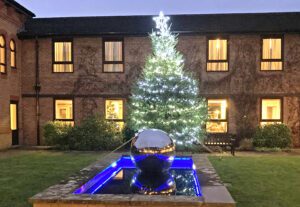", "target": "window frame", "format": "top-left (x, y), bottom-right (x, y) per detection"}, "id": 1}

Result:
top-left (53, 98), bottom-right (75, 123)
top-left (102, 38), bottom-right (124, 73)
top-left (104, 98), bottom-right (125, 122)
top-left (10, 39), bottom-right (16, 69)
top-left (206, 36), bottom-right (229, 72)
top-left (0, 35), bottom-right (6, 74)
top-left (260, 97), bottom-right (283, 124)
top-left (260, 35), bottom-right (284, 71)
top-left (206, 98), bottom-right (228, 134)
top-left (52, 38), bottom-right (74, 73)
